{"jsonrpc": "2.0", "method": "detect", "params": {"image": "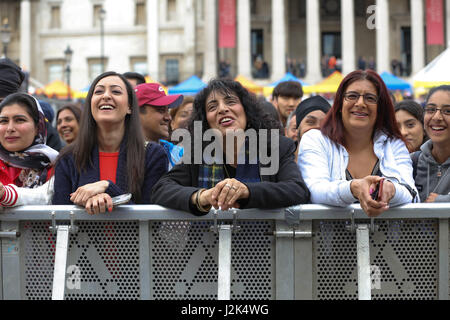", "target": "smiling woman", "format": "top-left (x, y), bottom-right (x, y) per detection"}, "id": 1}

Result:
top-left (56, 104), bottom-right (82, 145)
top-left (52, 71), bottom-right (168, 214)
top-left (412, 85), bottom-right (450, 203)
top-left (0, 93), bottom-right (58, 192)
top-left (298, 70), bottom-right (419, 217)
top-left (152, 79), bottom-right (310, 215)
top-left (394, 100), bottom-right (426, 153)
